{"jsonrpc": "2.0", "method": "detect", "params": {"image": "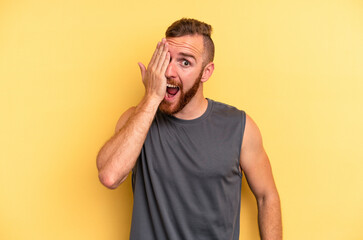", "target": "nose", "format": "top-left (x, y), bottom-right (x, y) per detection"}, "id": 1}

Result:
top-left (165, 61), bottom-right (176, 79)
